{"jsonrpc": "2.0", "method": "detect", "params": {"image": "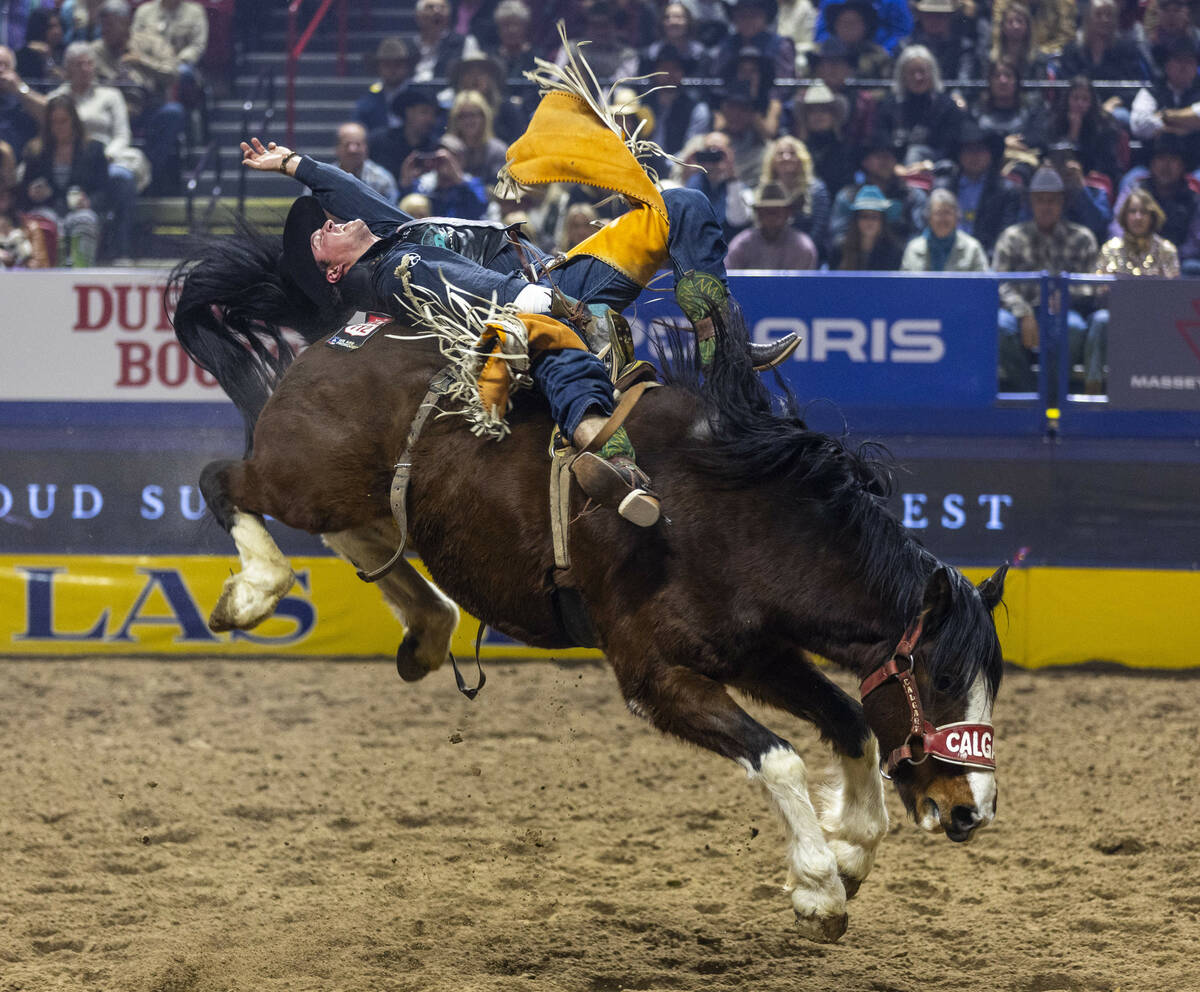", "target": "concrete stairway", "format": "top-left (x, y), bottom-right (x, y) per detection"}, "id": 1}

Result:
top-left (141, 2), bottom-right (415, 254)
